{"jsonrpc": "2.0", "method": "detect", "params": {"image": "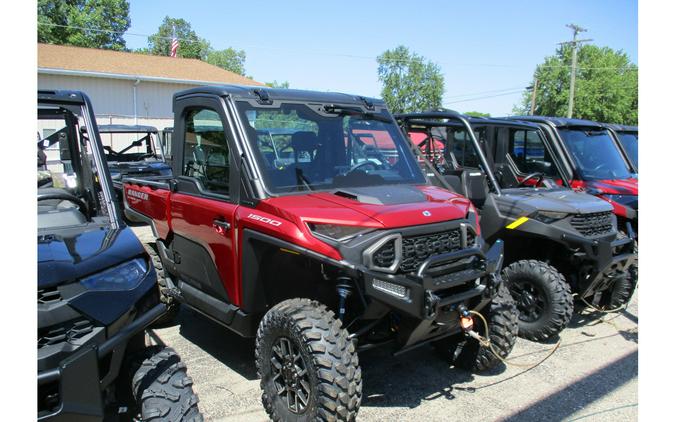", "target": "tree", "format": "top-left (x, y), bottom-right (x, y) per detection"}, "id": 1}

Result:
top-left (464, 111), bottom-right (491, 118)
top-left (376, 46), bottom-right (444, 114)
top-left (206, 48), bottom-right (246, 75)
top-left (265, 80), bottom-right (290, 89)
top-left (38, 0), bottom-right (130, 50)
top-left (148, 16), bottom-right (210, 59)
top-left (515, 44), bottom-right (638, 124)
